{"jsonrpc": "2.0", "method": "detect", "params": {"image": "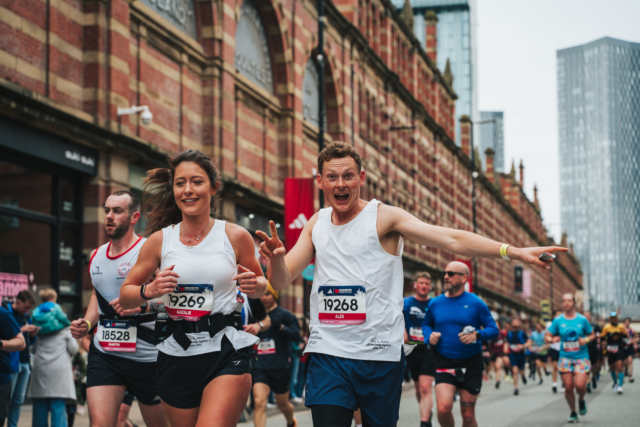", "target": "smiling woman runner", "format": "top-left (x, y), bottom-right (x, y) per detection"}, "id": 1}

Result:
top-left (118, 150), bottom-right (267, 427)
